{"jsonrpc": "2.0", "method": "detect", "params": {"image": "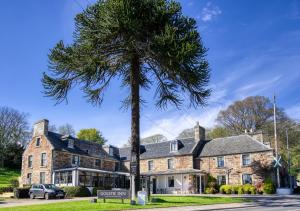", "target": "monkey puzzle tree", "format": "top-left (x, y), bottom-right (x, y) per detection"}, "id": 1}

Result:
top-left (42, 0), bottom-right (210, 193)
